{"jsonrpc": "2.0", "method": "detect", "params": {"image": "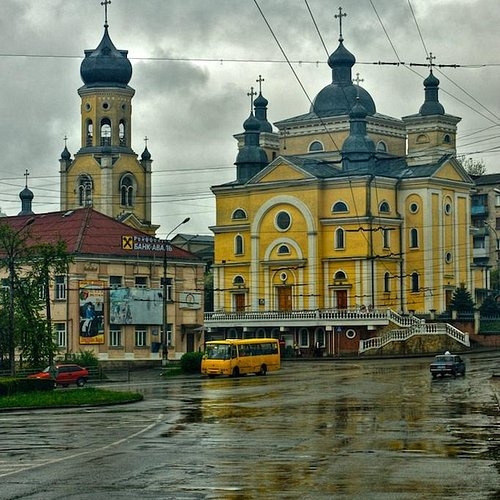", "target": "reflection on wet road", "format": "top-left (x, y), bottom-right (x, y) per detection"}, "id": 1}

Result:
top-left (1, 354), bottom-right (500, 499)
